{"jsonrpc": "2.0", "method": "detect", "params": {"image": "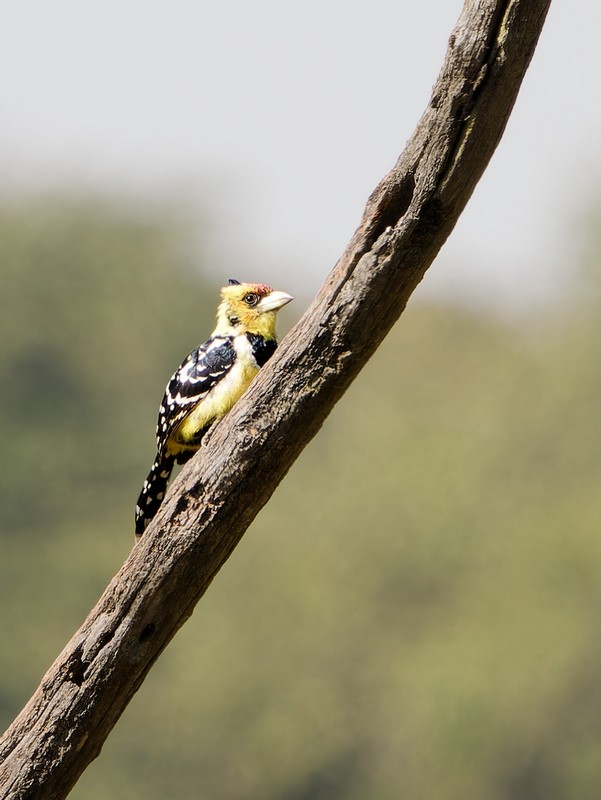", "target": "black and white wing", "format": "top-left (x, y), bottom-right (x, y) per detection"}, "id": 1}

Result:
top-left (156, 335), bottom-right (236, 450)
